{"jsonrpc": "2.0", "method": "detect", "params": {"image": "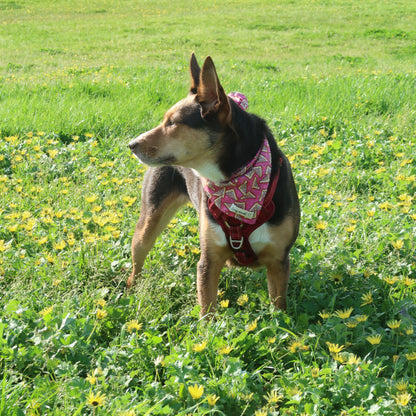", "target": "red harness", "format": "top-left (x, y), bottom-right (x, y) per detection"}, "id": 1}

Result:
top-left (206, 158), bottom-right (282, 265)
